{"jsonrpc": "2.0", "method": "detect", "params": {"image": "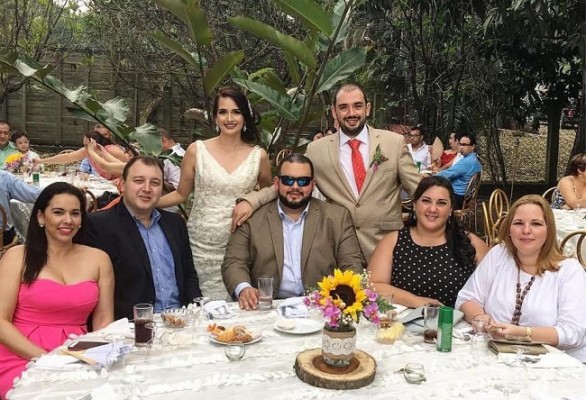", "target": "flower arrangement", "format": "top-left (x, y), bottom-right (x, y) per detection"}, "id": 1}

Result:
top-left (304, 269), bottom-right (393, 330)
top-left (369, 144), bottom-right (388, 172)
top-left (3, 153), bottom-right (24, 173)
